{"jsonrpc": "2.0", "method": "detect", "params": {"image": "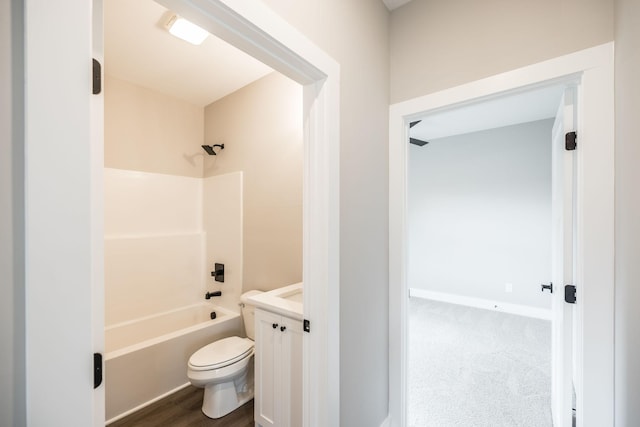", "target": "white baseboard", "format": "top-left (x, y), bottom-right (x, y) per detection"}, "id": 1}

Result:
top-left (409, 288), bottom-right (552, 320)
top-left (380, 415), bottom-right (390, 427)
